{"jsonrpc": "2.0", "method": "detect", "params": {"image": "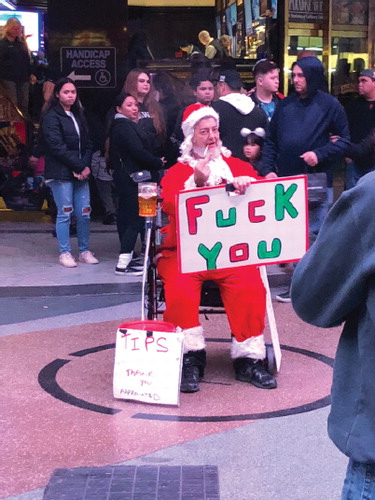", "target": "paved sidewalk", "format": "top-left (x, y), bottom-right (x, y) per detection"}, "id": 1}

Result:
top-left (1, 216), bottom-right (346, 500)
